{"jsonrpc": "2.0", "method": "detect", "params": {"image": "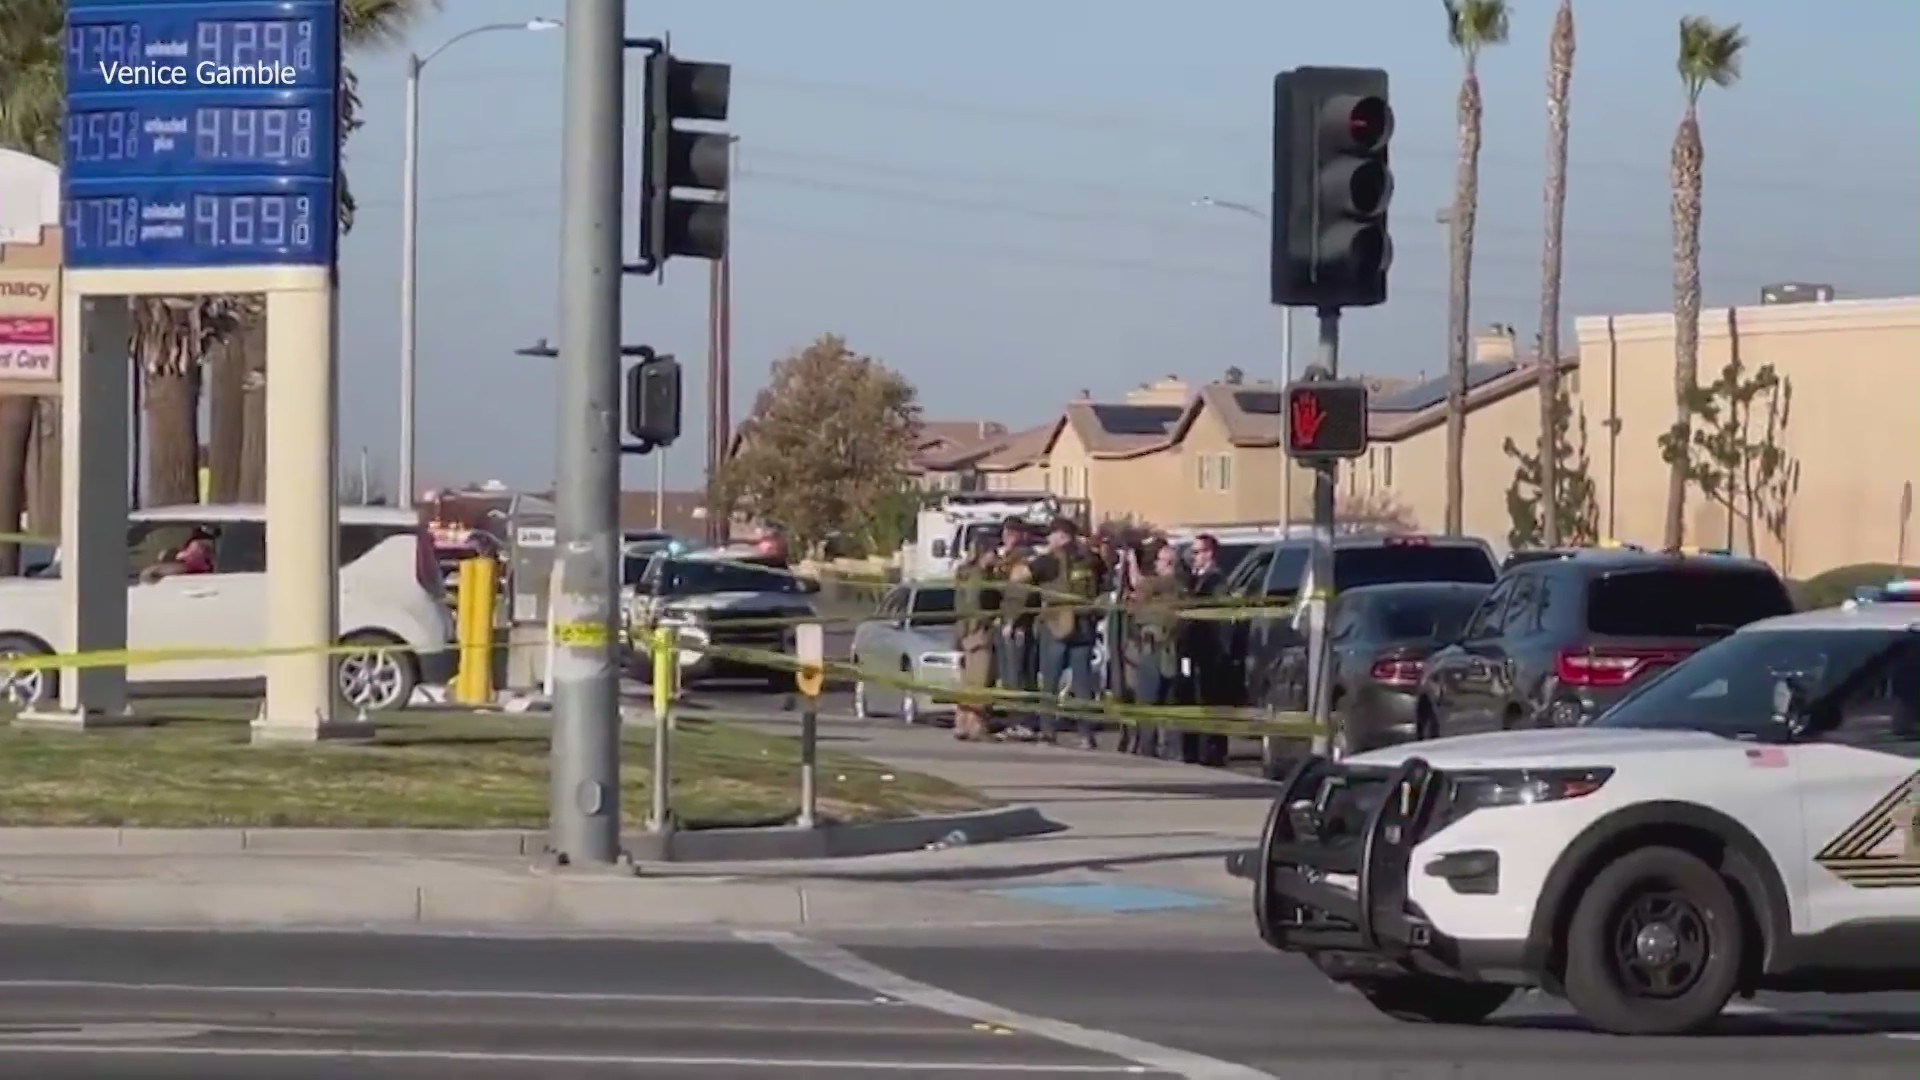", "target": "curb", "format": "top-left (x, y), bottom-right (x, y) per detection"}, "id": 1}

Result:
top-left (0, 806), bottom-right (1058, 861)
top-left (627, 805), bottom-right (1060, 862)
